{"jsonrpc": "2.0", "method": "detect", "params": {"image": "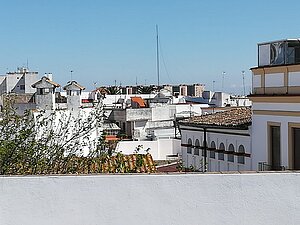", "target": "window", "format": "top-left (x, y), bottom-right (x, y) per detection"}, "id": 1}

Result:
top-left (187, 138), bottom-right (192, 154)
top-left (194, 139), bottom-right (200, 156)
top-left (210, 141), bottom-right (216, 159)
top-left (270, 125), bottom-right (281, 170)
top-left (228, 144), bottom-right (234, 162)
top-left (238, 145), bottom-right (245, 164)
top-left (20, 85), bottom-right (25, 90)
top-left (218, 143), bottom-right (225, 160)
top-left (37, 88), bottom-right (44, 95)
